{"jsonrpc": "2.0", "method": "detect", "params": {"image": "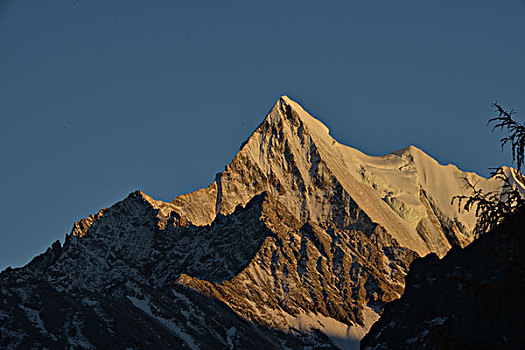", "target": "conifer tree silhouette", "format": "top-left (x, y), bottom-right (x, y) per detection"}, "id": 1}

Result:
top-left (453, 103), bottom-right (525, 238)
